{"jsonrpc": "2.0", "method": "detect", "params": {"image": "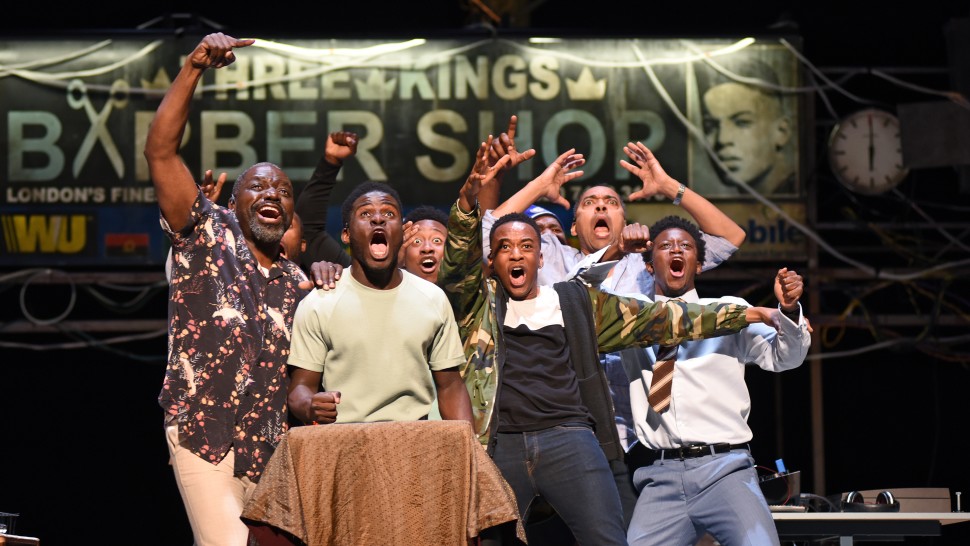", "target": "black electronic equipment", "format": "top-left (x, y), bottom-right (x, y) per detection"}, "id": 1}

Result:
top-left (841, 490), bottom-right (901, 513)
